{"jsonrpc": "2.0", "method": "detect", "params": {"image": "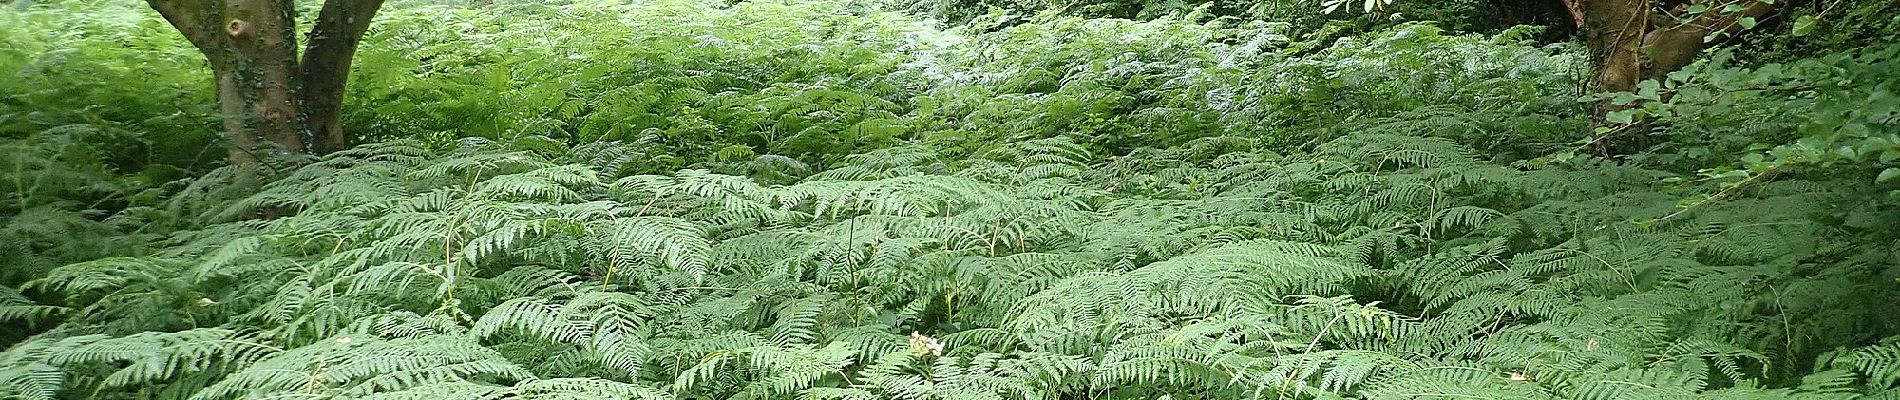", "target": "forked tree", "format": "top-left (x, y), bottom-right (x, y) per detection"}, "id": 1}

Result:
top-left (146, 0), bottom-right (386, 164)
top-left (1564, 0), bottom-right (1781, 152)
